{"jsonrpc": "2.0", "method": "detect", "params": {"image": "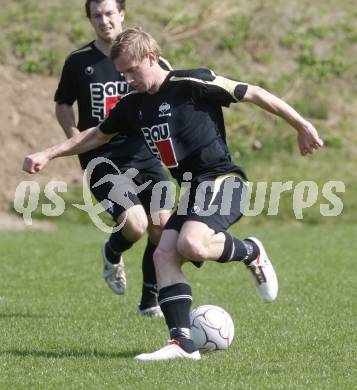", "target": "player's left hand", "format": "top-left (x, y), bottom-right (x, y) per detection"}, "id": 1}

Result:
top-left (297, 121), bottom-right (323, 156)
